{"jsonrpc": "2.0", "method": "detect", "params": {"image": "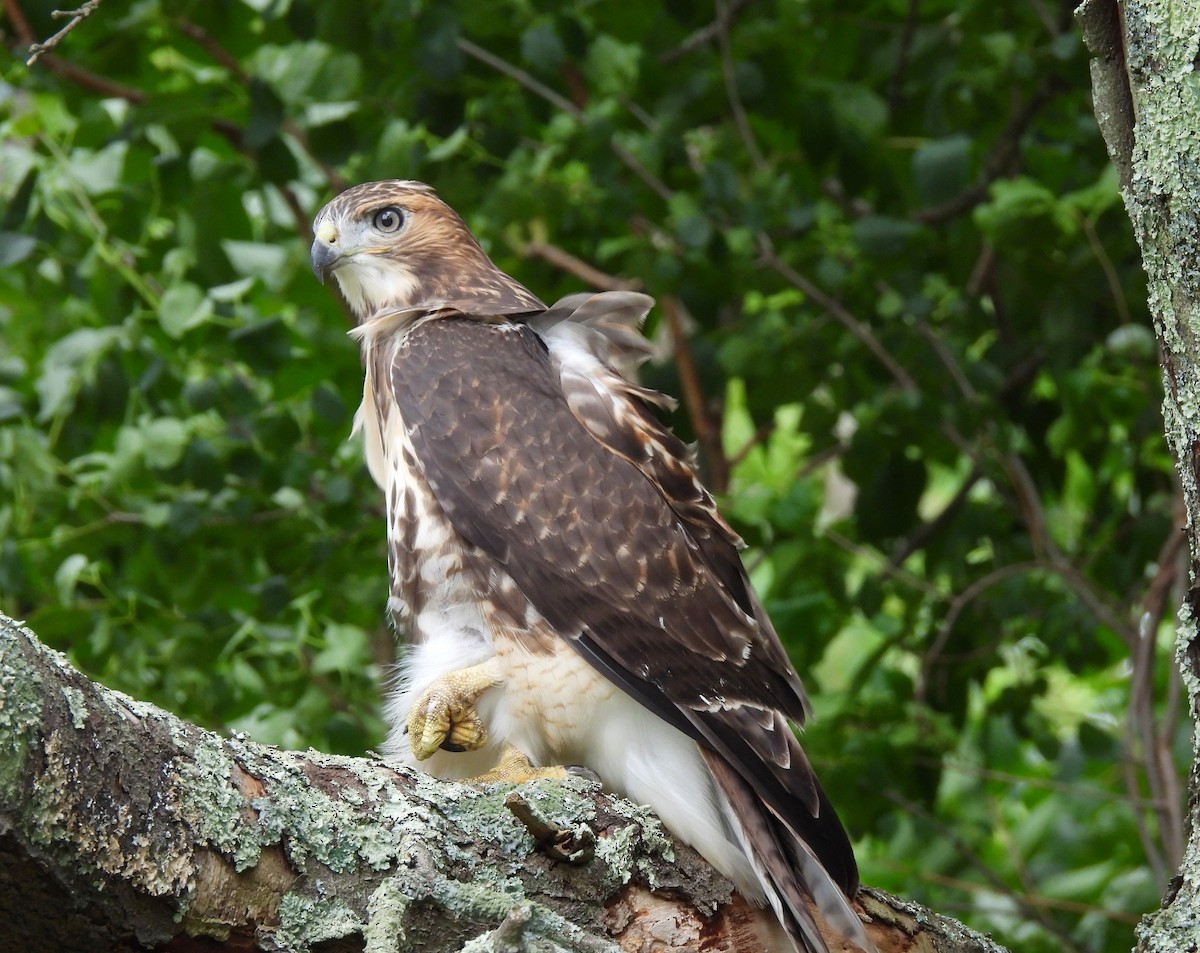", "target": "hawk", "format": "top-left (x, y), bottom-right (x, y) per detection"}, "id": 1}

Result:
top-left (311, 180), bottom-right (873, 953)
